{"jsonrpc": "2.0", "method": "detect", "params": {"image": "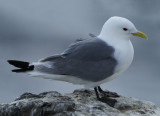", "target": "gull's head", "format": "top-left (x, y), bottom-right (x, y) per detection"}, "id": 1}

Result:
top-left (99, 16), bottom-right (148, 41)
